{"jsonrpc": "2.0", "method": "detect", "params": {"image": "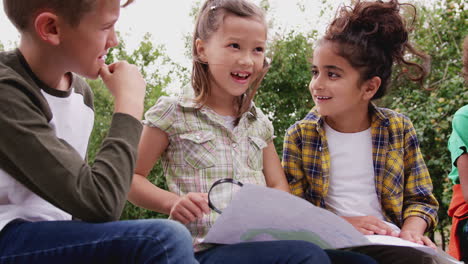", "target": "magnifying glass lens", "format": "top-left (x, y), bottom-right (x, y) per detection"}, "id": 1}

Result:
top-left (209, 180), bottom-right (243, 213)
